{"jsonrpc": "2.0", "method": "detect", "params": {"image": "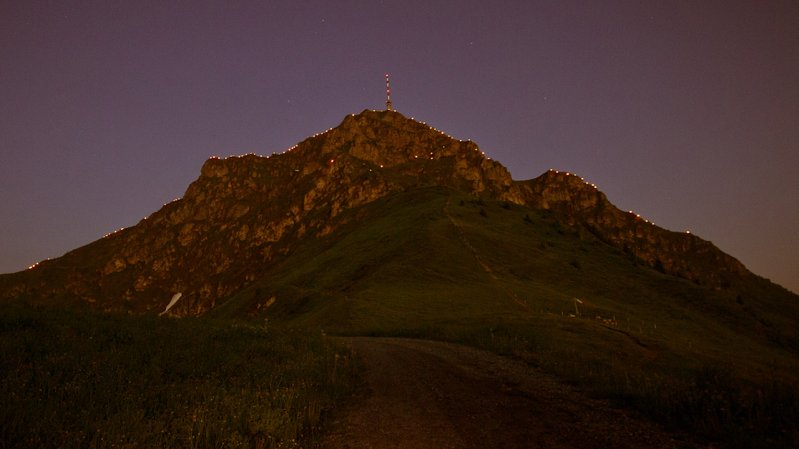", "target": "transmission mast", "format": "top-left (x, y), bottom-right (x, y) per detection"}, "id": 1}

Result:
top-left (385, 73), bottom-right (393, 111)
